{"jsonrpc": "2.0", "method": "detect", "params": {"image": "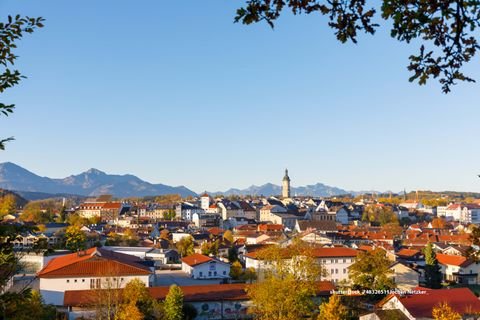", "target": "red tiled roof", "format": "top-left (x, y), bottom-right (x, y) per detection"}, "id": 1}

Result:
top-left (396, 248), bottom-right (421, 258)
top-left (64, 281), bottom-right (335, 306)
top-left (37, 247), bottom-right (150, 278)
top-left (102, 202), bottom-right (122, 209)
top-left (258, 224), bottom-right (283, 232)
top-left (181, 253), bottom-right (214, 267)
top-left (207, 227), bottom-right (224, 236)
top-left (358, 245), bottom-right (374, 252)
top-left (436, 253), bottom-right (473, 267)
top-left (245, 247), bottom-right (358, 259)
top-left (311, 247), bottom-right (358, 258)
top-left (446, 204), bottom-right (461, 210)
top-left (380, 288), bottom-right (480, 318)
